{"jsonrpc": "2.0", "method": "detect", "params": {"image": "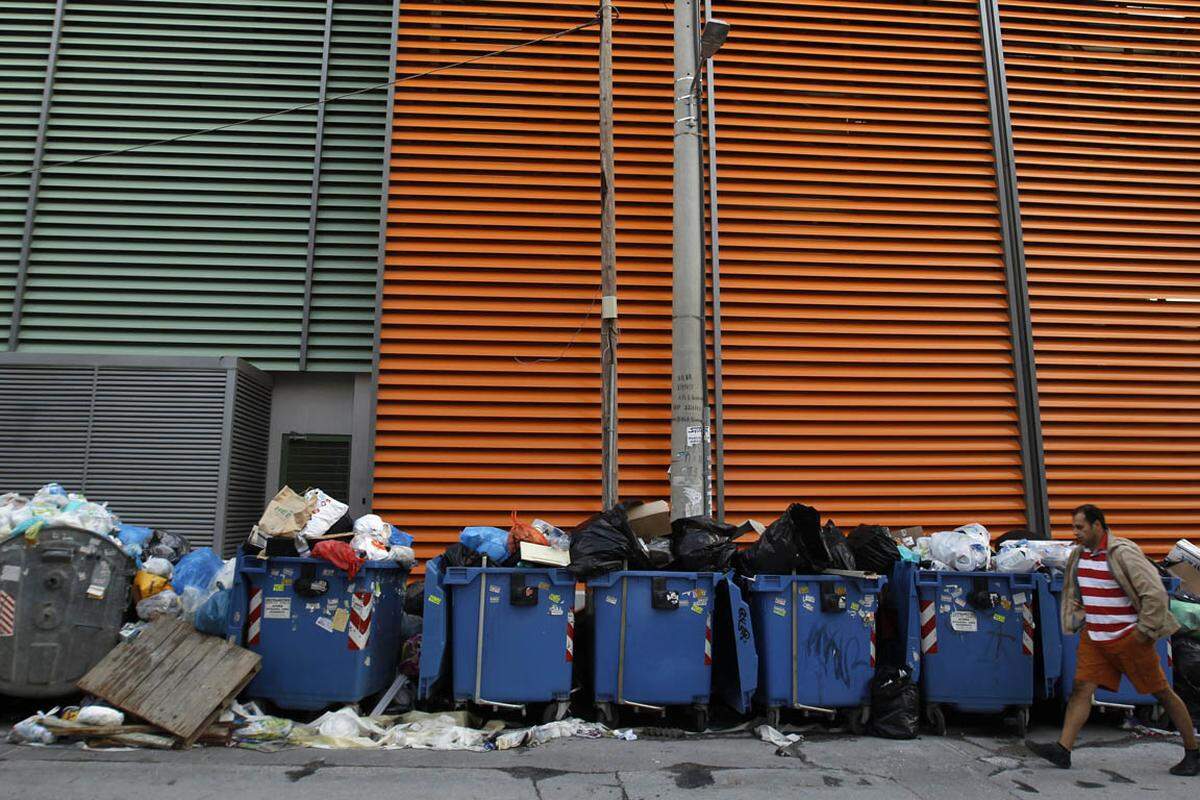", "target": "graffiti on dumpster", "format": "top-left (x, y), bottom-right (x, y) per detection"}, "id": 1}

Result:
top-left (737, 607), bottom-right (752, 643)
